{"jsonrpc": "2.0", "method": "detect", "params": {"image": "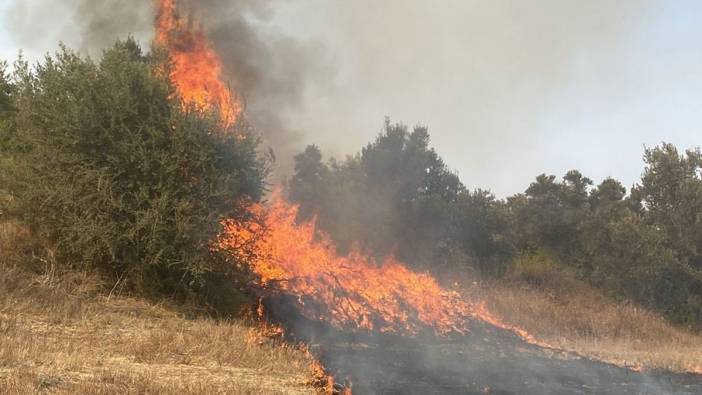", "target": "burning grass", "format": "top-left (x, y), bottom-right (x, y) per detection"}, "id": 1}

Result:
top-left (480, 268), bottom-right (702, 374)
top-left (218, 195), bottom-right (473, 336)
top-left (0, 222), bottom-right (317, 394)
